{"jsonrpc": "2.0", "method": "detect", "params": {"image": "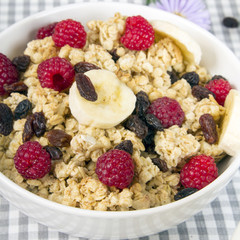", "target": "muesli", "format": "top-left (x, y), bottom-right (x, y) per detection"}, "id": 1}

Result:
top-left (0, 13), bottom-right (236, 211)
